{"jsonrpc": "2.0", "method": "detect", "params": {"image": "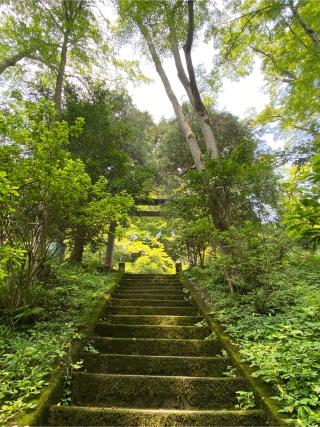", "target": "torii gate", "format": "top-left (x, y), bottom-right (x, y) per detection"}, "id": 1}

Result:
top-left (103, 199), bottom-right (167, 270)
